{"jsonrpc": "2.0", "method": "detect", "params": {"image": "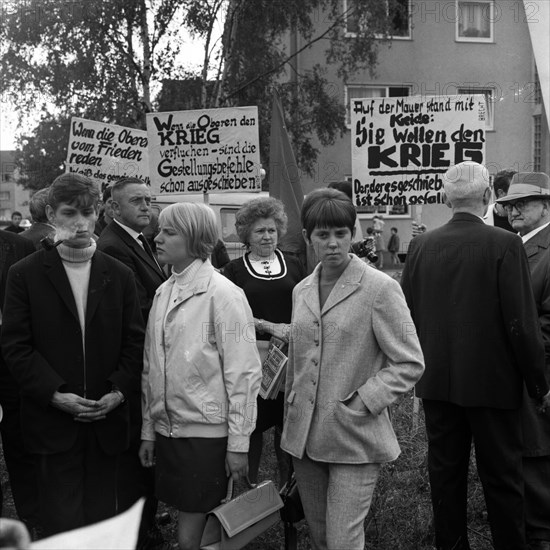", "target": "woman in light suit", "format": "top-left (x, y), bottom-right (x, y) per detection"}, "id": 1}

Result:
top-left (281, 188), bottom-right (425, 550)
